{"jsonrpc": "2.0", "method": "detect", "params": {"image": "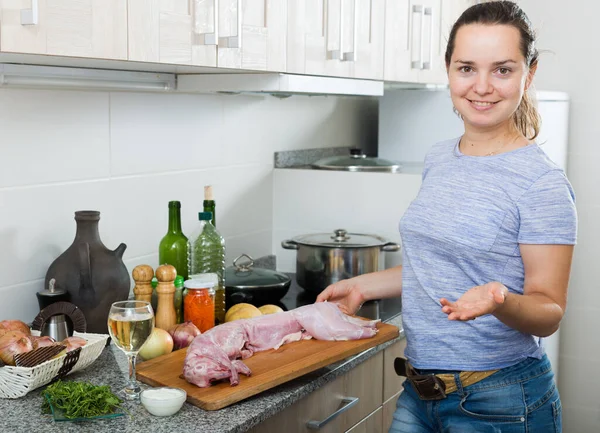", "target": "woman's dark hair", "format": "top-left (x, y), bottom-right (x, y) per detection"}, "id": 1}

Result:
top-left (445, 1), bottom-right (541, 140)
